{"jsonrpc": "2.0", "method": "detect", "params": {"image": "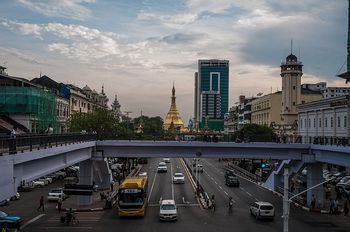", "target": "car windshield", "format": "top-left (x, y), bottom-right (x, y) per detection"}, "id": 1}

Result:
top-left (51, 189), bottom-right (62, 193)
top-left (260, 205), bottom-right (273, 210)
top-left (175, 173), bottom-right (183, 177)
top-left (0, 211), bottom-right (7, 217)
top-left (161, 204), bottom-right (176, 210)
